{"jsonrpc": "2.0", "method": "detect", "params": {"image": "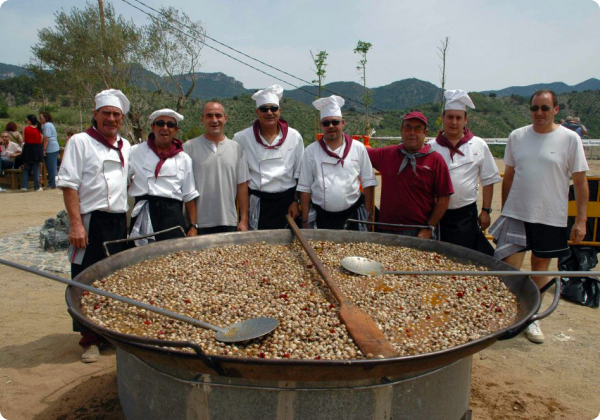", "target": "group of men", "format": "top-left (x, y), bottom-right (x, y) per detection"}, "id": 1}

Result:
top-left (57, 86), bottom-right (588, 362)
